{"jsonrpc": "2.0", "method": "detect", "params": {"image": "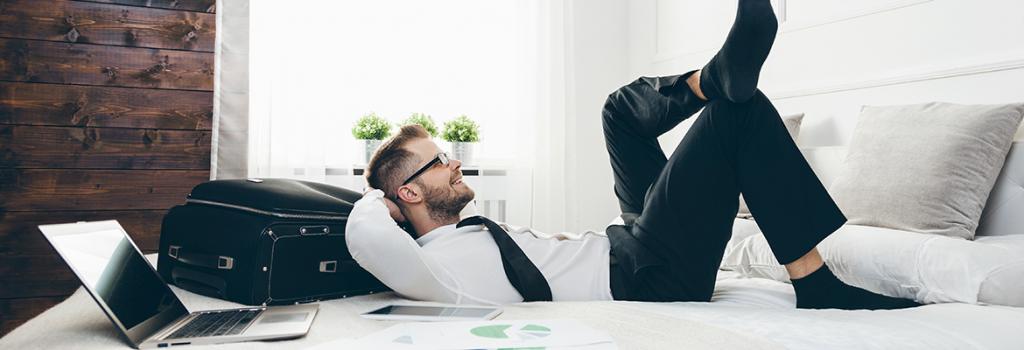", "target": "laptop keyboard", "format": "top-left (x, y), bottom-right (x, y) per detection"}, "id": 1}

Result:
top-left (166, 309), bottom-right (262, 339)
